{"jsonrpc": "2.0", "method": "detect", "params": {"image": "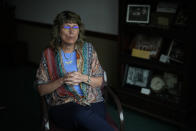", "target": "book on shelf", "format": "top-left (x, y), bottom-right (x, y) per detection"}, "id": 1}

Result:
top-left (130, 34), bottom-right (163, 59)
